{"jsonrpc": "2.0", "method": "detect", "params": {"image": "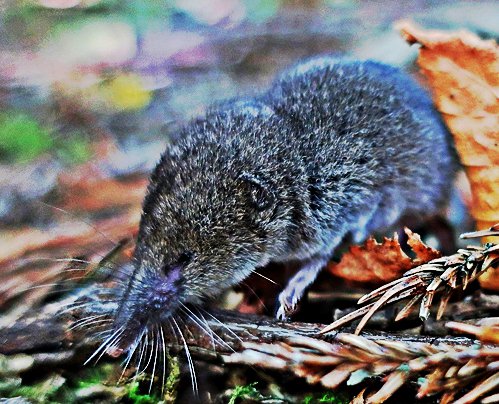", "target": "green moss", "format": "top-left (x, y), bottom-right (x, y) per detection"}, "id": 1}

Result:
top-left (77, 363), bottom-right (116, 389)
top-left (319, 392), bottom-right (348, 403)
top-left (302, 391), bottom-right (349, 404)
top-left (229, 382), bottom-right (264, 404)
top-left (163, 353), bottom-right (180, 402)
top-left (127, 382), bottom-right (158, 404)
top-left (0, 377), bottom-right (22, 395)
top-left (10, 374), bottom-right (66, 403)
top-left (0, 112), bottom-right (92, 165)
